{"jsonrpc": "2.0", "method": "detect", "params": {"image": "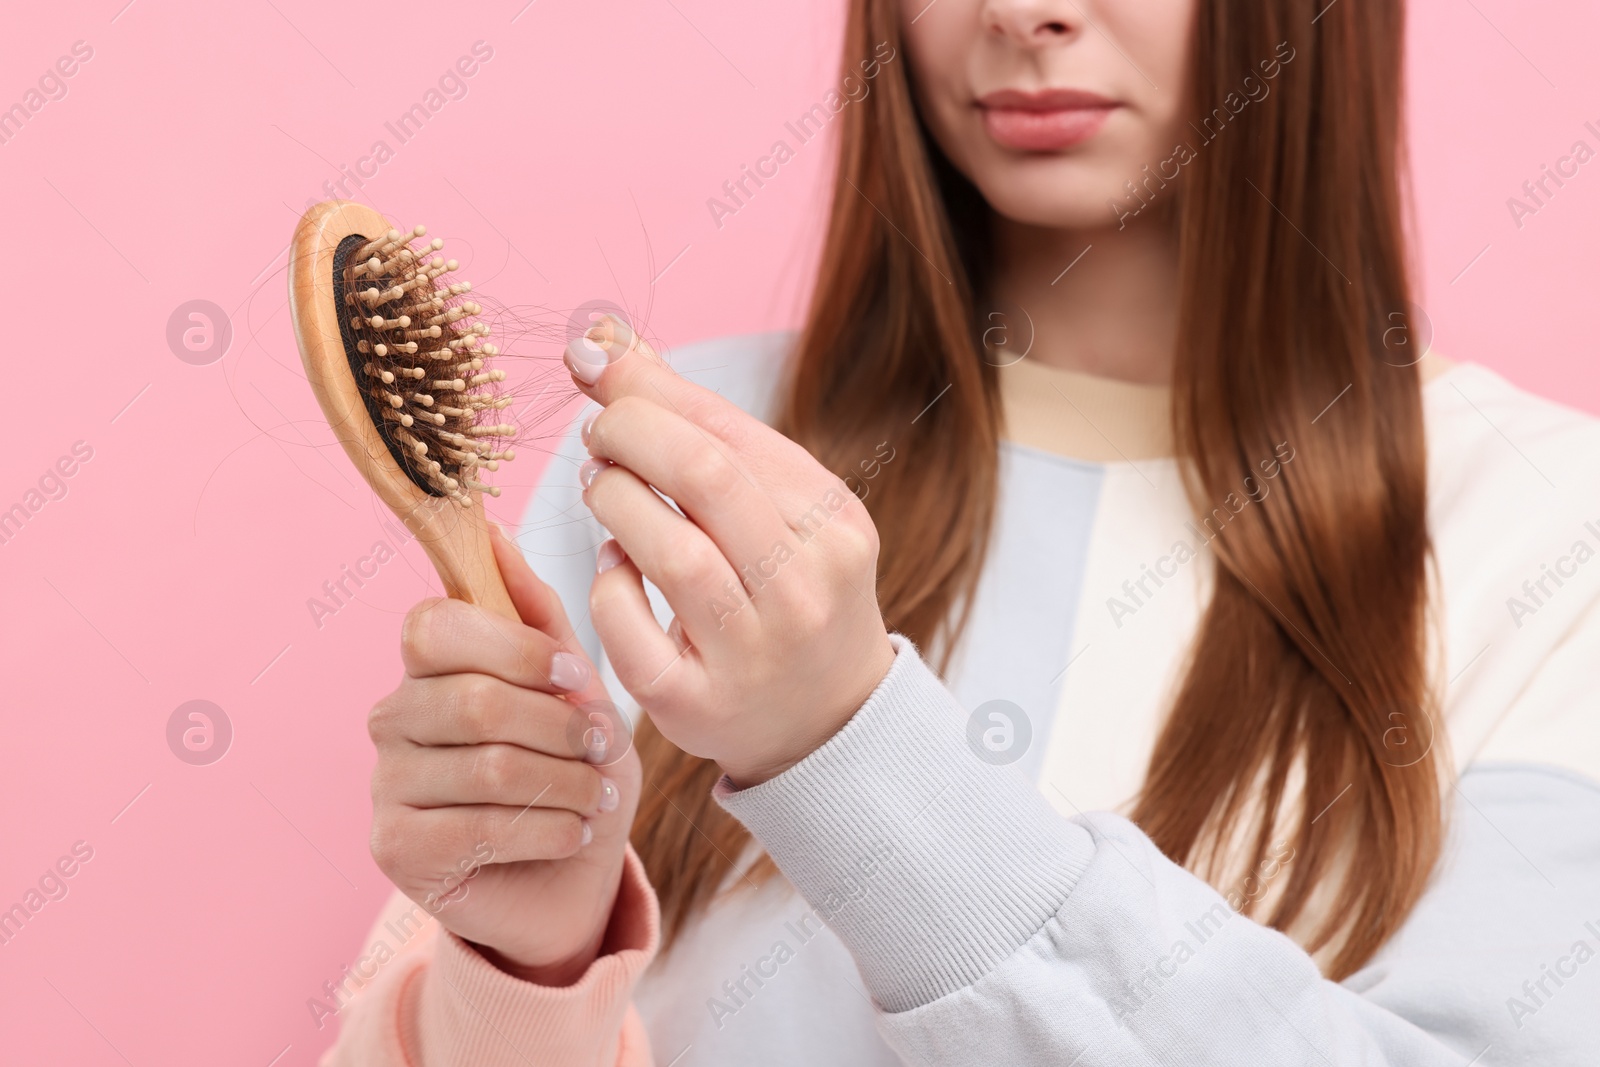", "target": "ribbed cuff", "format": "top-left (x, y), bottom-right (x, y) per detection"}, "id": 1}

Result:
top-left (415, 845), bottom-right (660, 1067)
top-left (714, 635), bottom-right (1096, 1012)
